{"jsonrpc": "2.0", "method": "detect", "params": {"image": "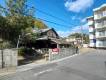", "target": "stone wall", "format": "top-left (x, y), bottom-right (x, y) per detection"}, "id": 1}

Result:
top-left (0, 49), bottom-right (17, 69)
top-left (49, 47), bottom-right (77, 61)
